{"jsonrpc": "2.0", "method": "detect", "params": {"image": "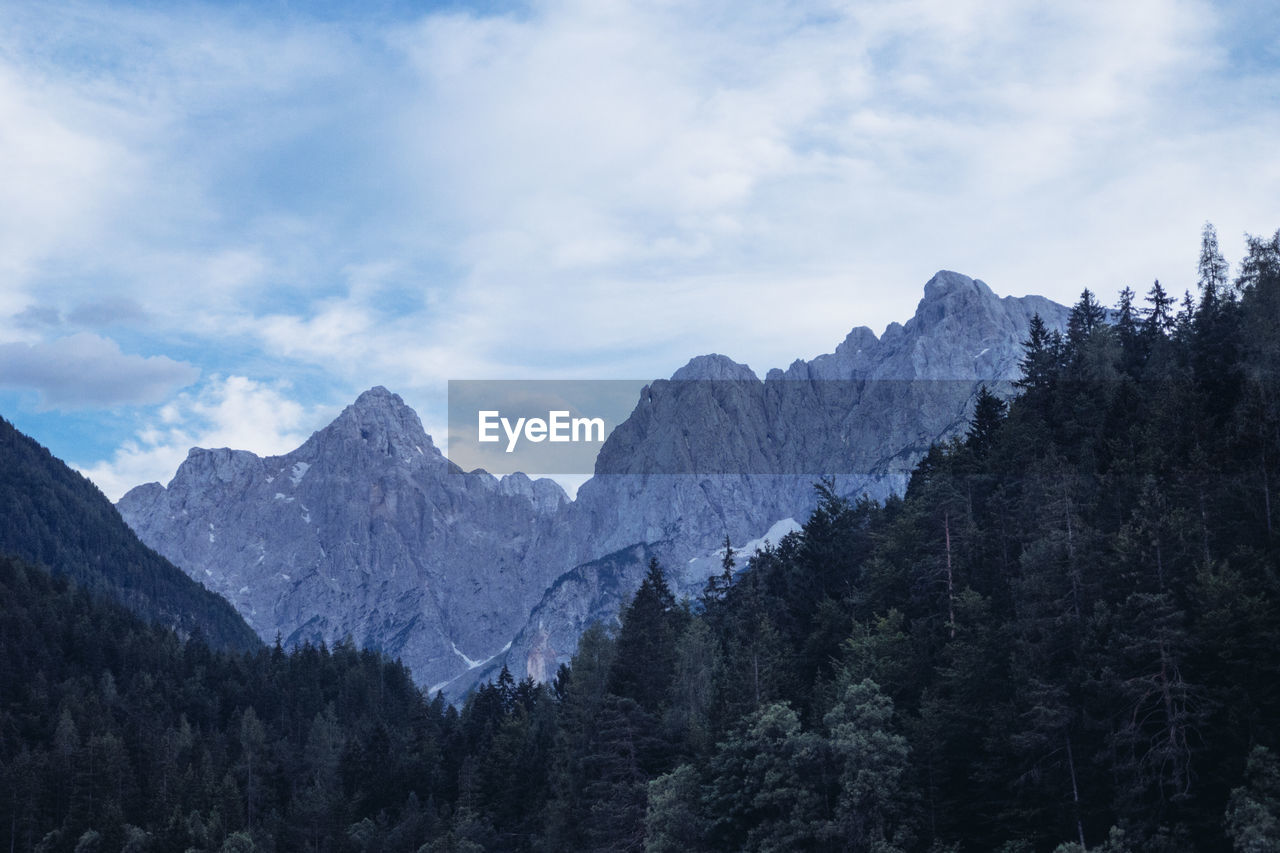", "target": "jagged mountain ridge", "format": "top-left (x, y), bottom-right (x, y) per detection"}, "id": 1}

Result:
top-left (470, 271), bottom-right (1069, 690)
top-left (118, 272), bottom-right (1068, 695)
top-left (118, 387), bottom-right (569, 689)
